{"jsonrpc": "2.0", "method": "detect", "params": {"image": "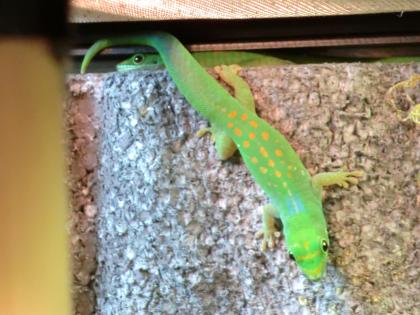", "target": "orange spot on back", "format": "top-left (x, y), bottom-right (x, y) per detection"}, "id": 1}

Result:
top-left (249, 133), bottom-right (256, 139)
top-left (228, 111), bottom-right (237, 118)
top-left (262, 132), bottom-right (269, 140)
top-left (243, 140), bottom-right (250, 148)
top-left (260, 167), bottom-right (268, 174)
top-left (227, 122), bottom-right (234, 128)
top-left (259, 147), bottom-right (268, 158)
top-left (275, 149), bottom-right (283, 157)
top-left (268, 160), bottom-right (275, 167)
top-left (251, 157), bottom-right (258, 164)
top-left (241, 114), bottom-right (248, 120)
top-left (234, 128), bottom-right (243, 136)
top-left (249, 120), bottom-right (258, 128)
top-left (275, 171), bottom-right (282, 177)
